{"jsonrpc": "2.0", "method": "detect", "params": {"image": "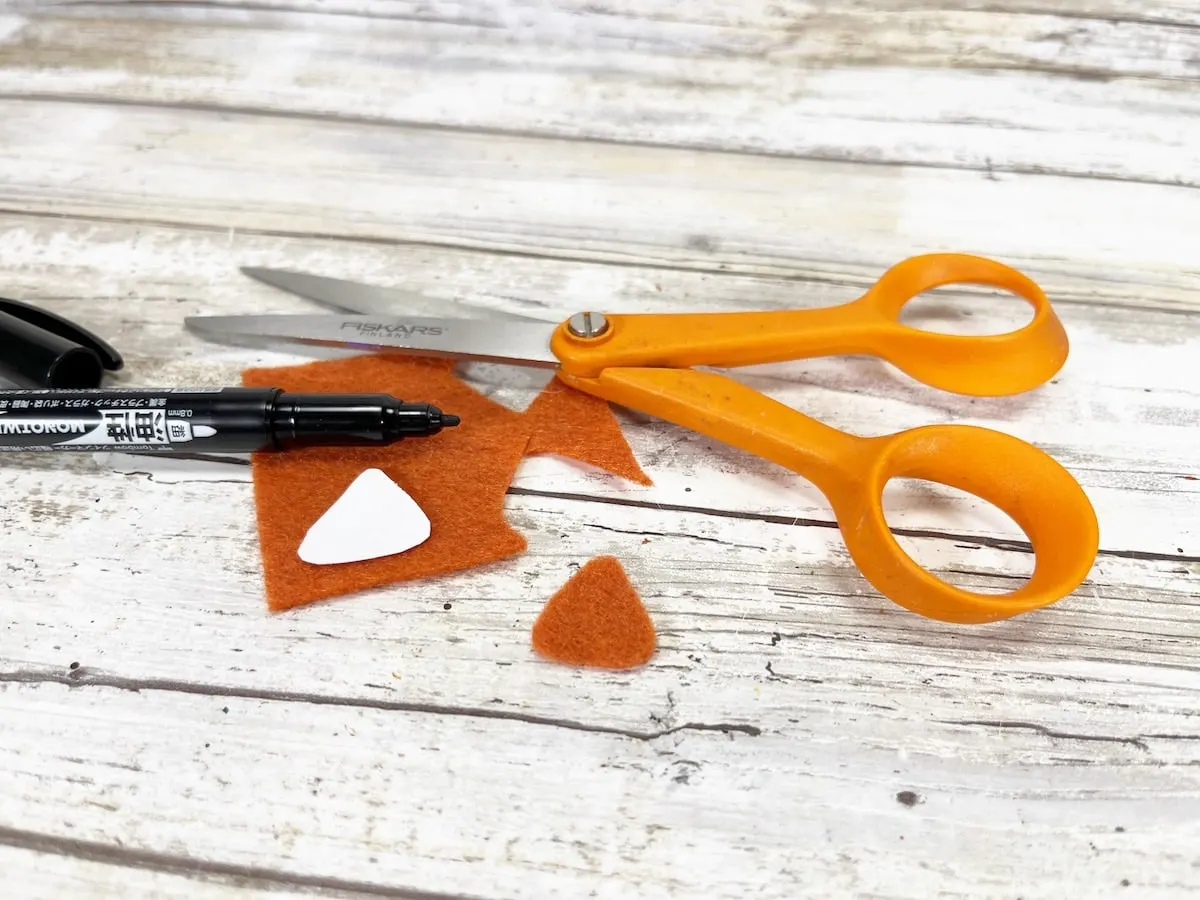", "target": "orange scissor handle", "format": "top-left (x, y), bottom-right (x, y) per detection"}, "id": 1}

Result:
top-left (551, 253), bottom-right (1069, 396)
top-left (555, 366), bottom-right (1099, 624)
